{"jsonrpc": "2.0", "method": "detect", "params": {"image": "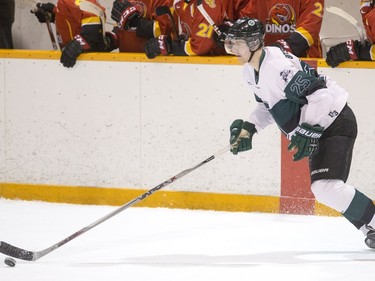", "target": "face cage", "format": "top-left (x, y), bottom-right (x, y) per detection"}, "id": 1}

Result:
top-left (224, 35), bottom-right (262, 55)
